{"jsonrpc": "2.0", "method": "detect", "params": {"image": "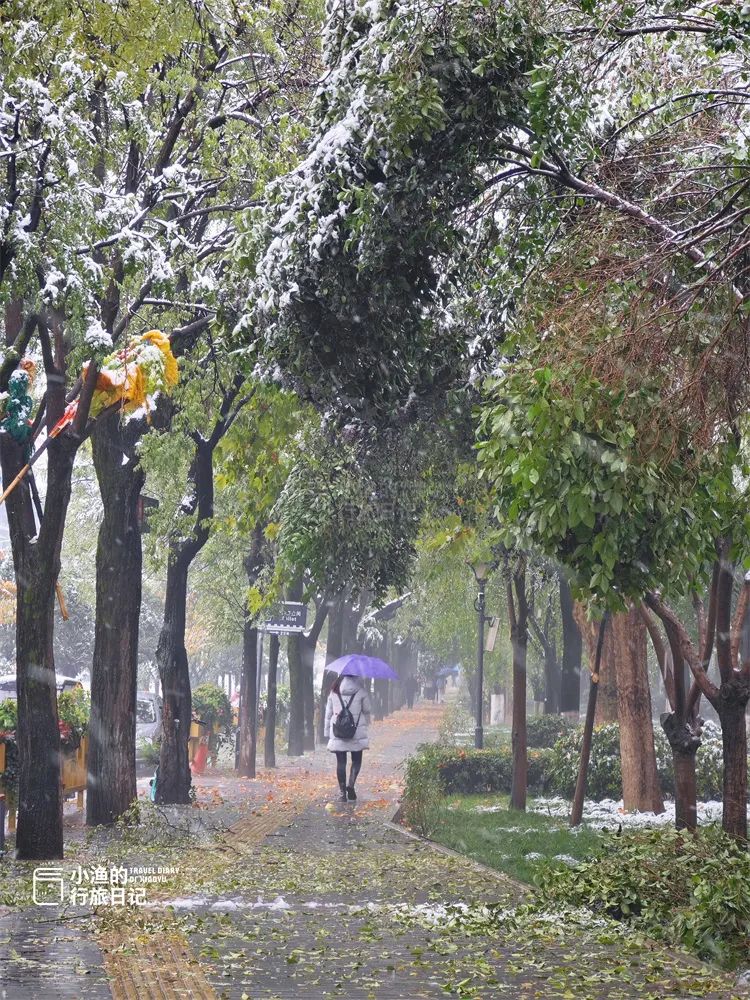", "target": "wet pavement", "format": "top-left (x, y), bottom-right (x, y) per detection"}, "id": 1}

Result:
top-left (0, 699), bottom-right (747, 998)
